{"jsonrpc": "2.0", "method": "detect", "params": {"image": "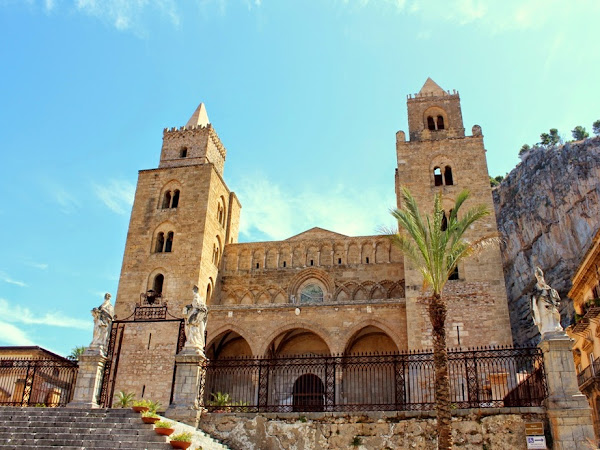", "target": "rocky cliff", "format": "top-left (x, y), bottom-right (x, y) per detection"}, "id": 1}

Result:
top-left (493, 136), bottom-right (600, 347)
